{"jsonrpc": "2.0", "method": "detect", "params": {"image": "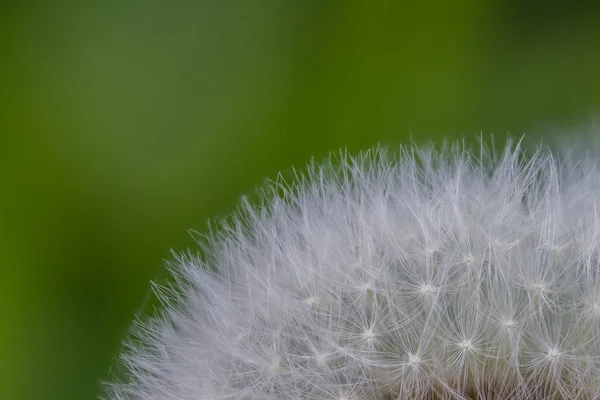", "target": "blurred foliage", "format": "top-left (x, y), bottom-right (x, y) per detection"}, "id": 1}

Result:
top-left (0, 1), bottom-right (599, 399)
